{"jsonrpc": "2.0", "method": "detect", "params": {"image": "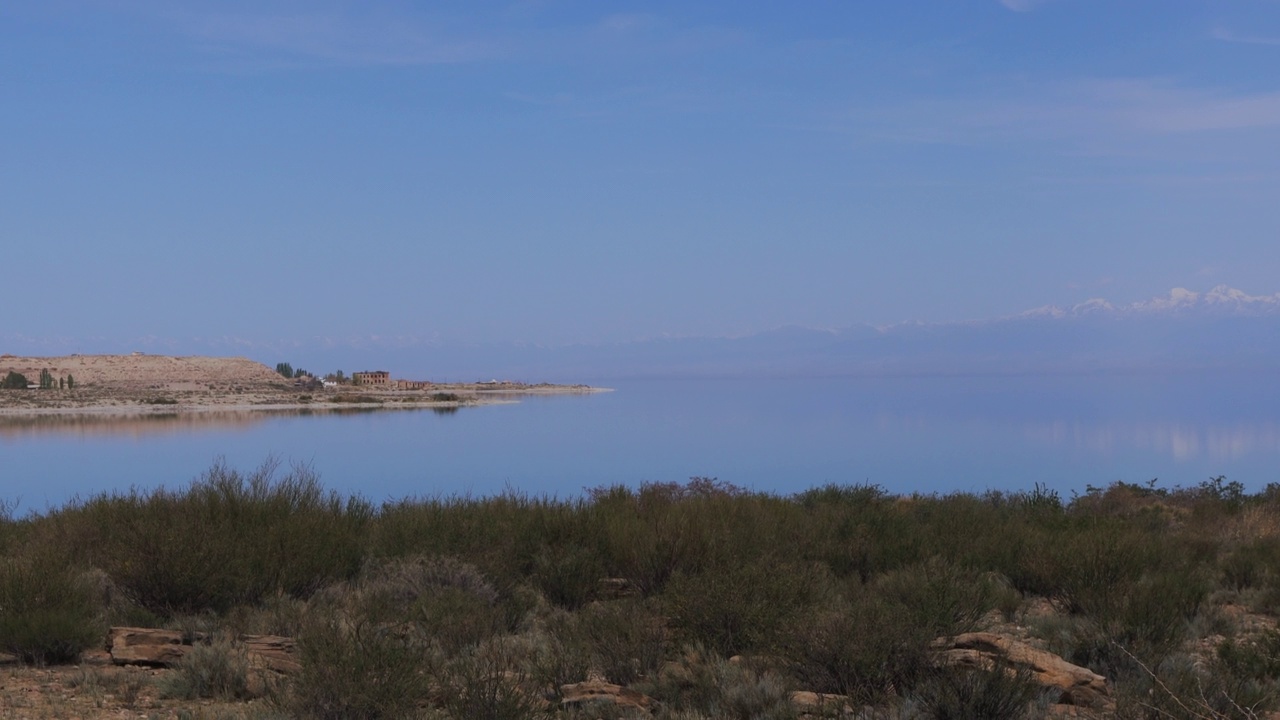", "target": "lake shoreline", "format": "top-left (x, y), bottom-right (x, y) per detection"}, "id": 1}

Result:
top-left (0, 384), bottom-right (611, 418)
top-left (0, 353), bottom-right (608, 418)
